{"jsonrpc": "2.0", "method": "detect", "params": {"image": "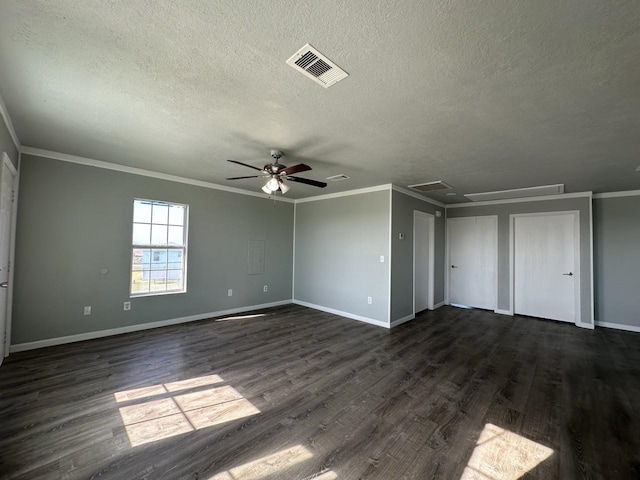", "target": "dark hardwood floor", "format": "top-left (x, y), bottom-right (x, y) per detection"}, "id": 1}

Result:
top-left (1, 304), bottom-right (640, 480)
